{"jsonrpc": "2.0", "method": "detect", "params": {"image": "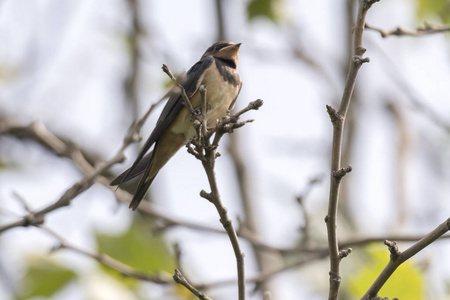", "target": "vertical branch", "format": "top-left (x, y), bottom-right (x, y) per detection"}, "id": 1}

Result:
top-left (386, 102), bottom-right (410, 231)
top-left (215, 0), bottom-right (226, 41)
top-left (212, 0), bottom-right (275, 296)
top-left (213, 0), bottom-right (275, 295)
top-left (197, 88), bottom-right (248, 300)
top-left (200, 156), bottom-right (246, 300)
top-left (339, 0), bottom-right (359, 229)
top-left (326, 1), bottom-right (379, 299)
top-left (182, 92), bottom-right (263, 300)
top-left (120, 0), bottom-right (147, 197)
top-left (125, 0), bottom-right (143, 120)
